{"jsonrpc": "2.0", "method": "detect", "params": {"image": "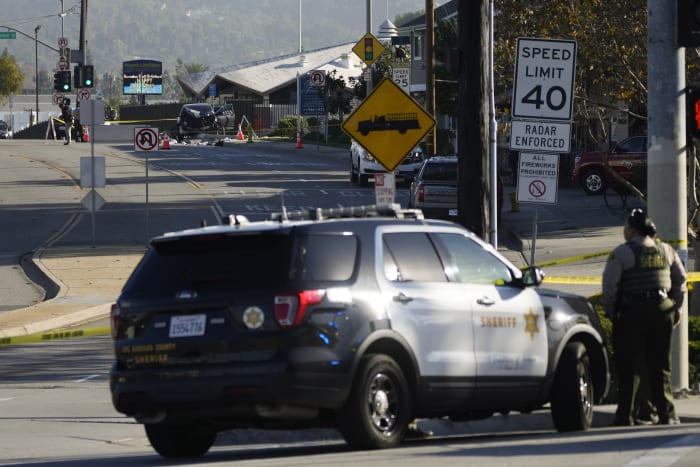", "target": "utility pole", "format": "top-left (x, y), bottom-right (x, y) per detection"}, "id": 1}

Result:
top-left (648, 0), bottom-right (689, 392)
top-left (457, 0), bottom-right (490, 240)
top-left (425, 0), bottom-right (436, 158)
top-left (366, 0), bottom-right (373, 94)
